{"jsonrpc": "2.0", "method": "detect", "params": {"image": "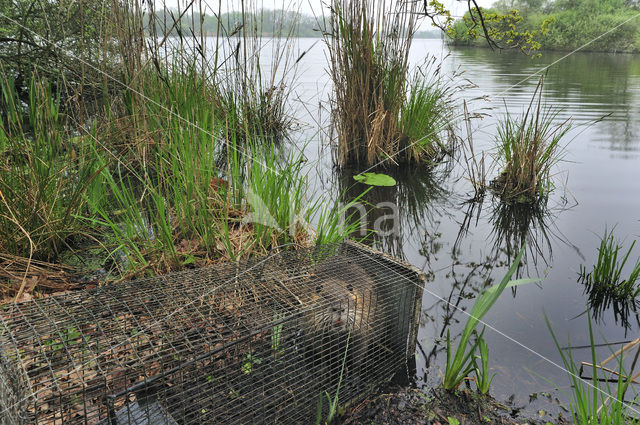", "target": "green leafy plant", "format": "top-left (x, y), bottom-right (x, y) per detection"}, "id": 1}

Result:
top-left (447, 6), bottom-right (554, 55)
top-left (43, 327), bottom-right (85, 354)
top-left (353, 172), bottom-right (397, 187)
top-left (241, 352), bottom-right (262, 375)
top-left (443, 244), bottom-right (531, 390)
top-left (472, 332), bottom-right (496, 395)
top-left (316, 331), bottom-right (350, 425)
top-left (545, 312), bottom-right (640, 425)
top-left (271, 309), bottom-right (285, 354)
